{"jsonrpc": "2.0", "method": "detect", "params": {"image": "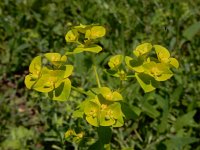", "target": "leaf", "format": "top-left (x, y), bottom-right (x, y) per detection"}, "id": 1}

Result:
top-left (170, 86), bottom-right (183, 104)
top-left (141, 98), bottom-right (160, 118)
top-left (121, 102), bottom-right (141, 120)
top-left (164, 136), bottom-right (199, 150)
top-left (183, 21), bottom-right (200, 40)
top-left (73, 100), bottom-right (90, 118)
top-left (73, 109), bottom-right (84, 118)
top-left (135, 73), bottom-right (158, 92)
top-left (174, 110), bottom-right (197, 131)
top-left (88, 140), bottom-right (104, 150)
top-left (73, 44), bottom-right (102, 53)
top-left (156, 95), bottom-right (169, 133)
top-left (48, 78), bottom-right (71, 101)
top-left (97, 126), bottom-right (112, 144)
